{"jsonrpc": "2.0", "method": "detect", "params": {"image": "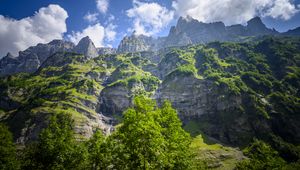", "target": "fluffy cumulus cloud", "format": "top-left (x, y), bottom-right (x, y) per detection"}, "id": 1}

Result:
top-left (0, 4), bottom-right (68, 57)
top-left (96, 0), bottom-right (109, 14)
top-left (126, 0), bottom-right (174, 36)
top-left (84, 12), bottom-right (98, 23)
top-left (172, 0), bottom-right (300, 25)
top-left (105, 23), bottom-right (117, 42)
top-left (67, 22), bottom-right (116, 47)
